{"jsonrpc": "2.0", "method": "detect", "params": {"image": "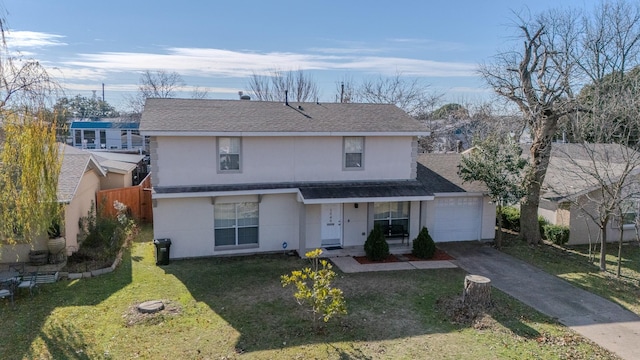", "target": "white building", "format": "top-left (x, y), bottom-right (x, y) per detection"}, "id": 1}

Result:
top-left (140, 98), bottom-right (495, 259)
